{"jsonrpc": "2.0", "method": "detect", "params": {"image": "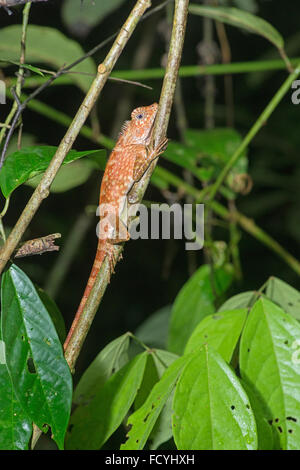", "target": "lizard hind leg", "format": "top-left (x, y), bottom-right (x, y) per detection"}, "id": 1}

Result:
top-left (105, 242), bottom-right (121, 277)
